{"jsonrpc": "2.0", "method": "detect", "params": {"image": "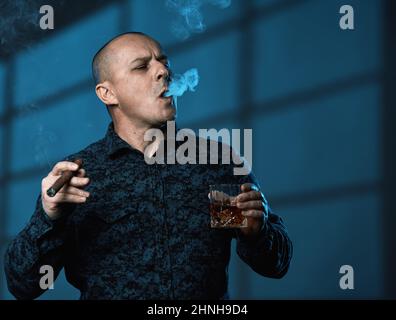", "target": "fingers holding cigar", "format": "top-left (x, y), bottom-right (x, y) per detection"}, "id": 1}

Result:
top-left (53, 190), bottom-right (90, 203)
top-left (46, 159), bottom-right (85, 196)
top-left (76, 168), bottom-right (86, 177)
top-left (57, 183), bottom-right (90, 199)
top-left (50, 161), bottom-right (81, 176)
top-left (42, 159), bottom-right (90, 220)
top-left (69, 169), bottom-right (90, 187)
